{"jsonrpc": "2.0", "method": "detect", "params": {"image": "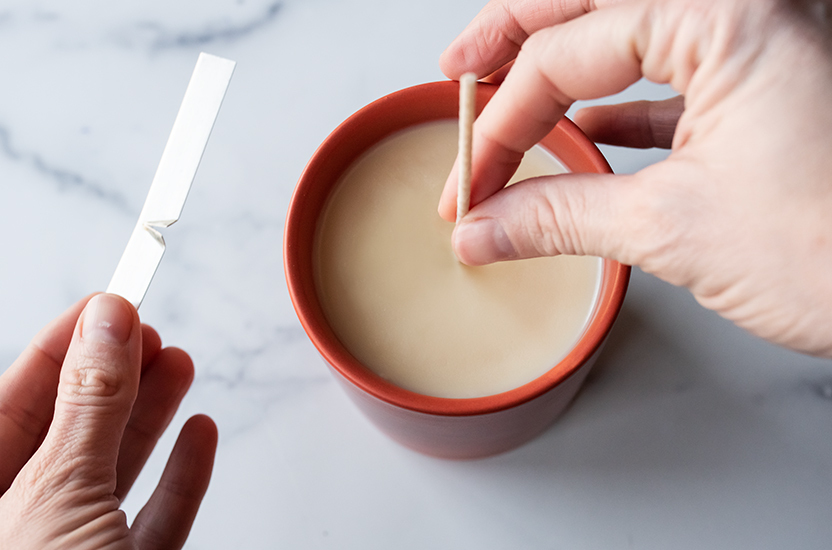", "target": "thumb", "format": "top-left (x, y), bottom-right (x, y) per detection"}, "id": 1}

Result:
top-left (31, 293), bottom-right (141, 490)
top-left (452, 172), bottom-right (635, 265)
